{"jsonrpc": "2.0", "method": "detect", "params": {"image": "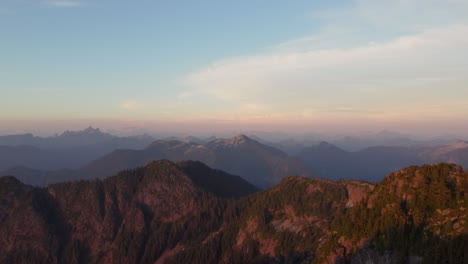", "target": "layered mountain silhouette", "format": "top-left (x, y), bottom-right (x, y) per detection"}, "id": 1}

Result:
top-left (2, 128), bottom-right (468, 187)
top-left (81, 134), bottom-right (310, 188)
top-left (297, 141), bottom-right (468, 182)
top-left (0, 134), bottom-right (310, 188)
top-left (0, 127), bottom-right (154, 149)
top-left (1, 161), bottom-right (466, 263)
top-left (0, 166), bottom-right (77, 187)
top-left (0, 127), bottom-right (154, 170)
